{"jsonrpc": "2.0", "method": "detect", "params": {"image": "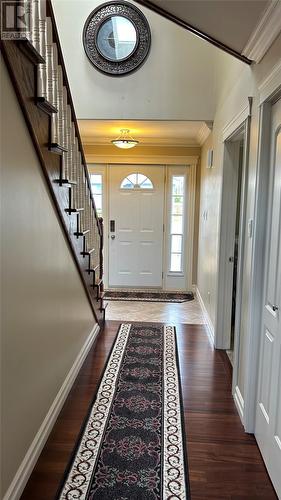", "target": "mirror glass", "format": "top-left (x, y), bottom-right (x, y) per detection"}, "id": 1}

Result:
top-left (96, 15), bottom-right (137, 61)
